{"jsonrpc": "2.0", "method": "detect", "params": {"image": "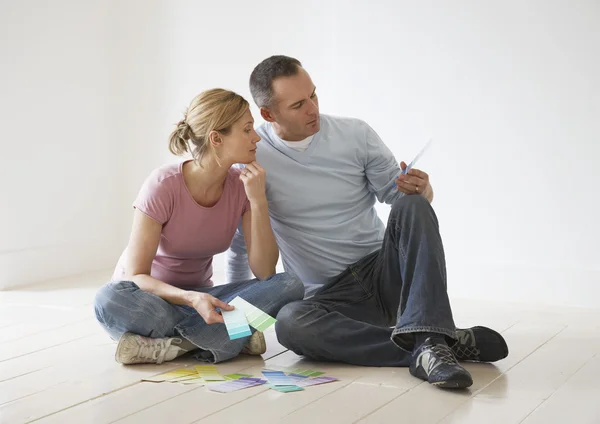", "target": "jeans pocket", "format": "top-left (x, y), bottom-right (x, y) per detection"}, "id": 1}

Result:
top-left (349, 250), bottom-right (380, 295)
top-left (314, 267), bottom-right (372, 305)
